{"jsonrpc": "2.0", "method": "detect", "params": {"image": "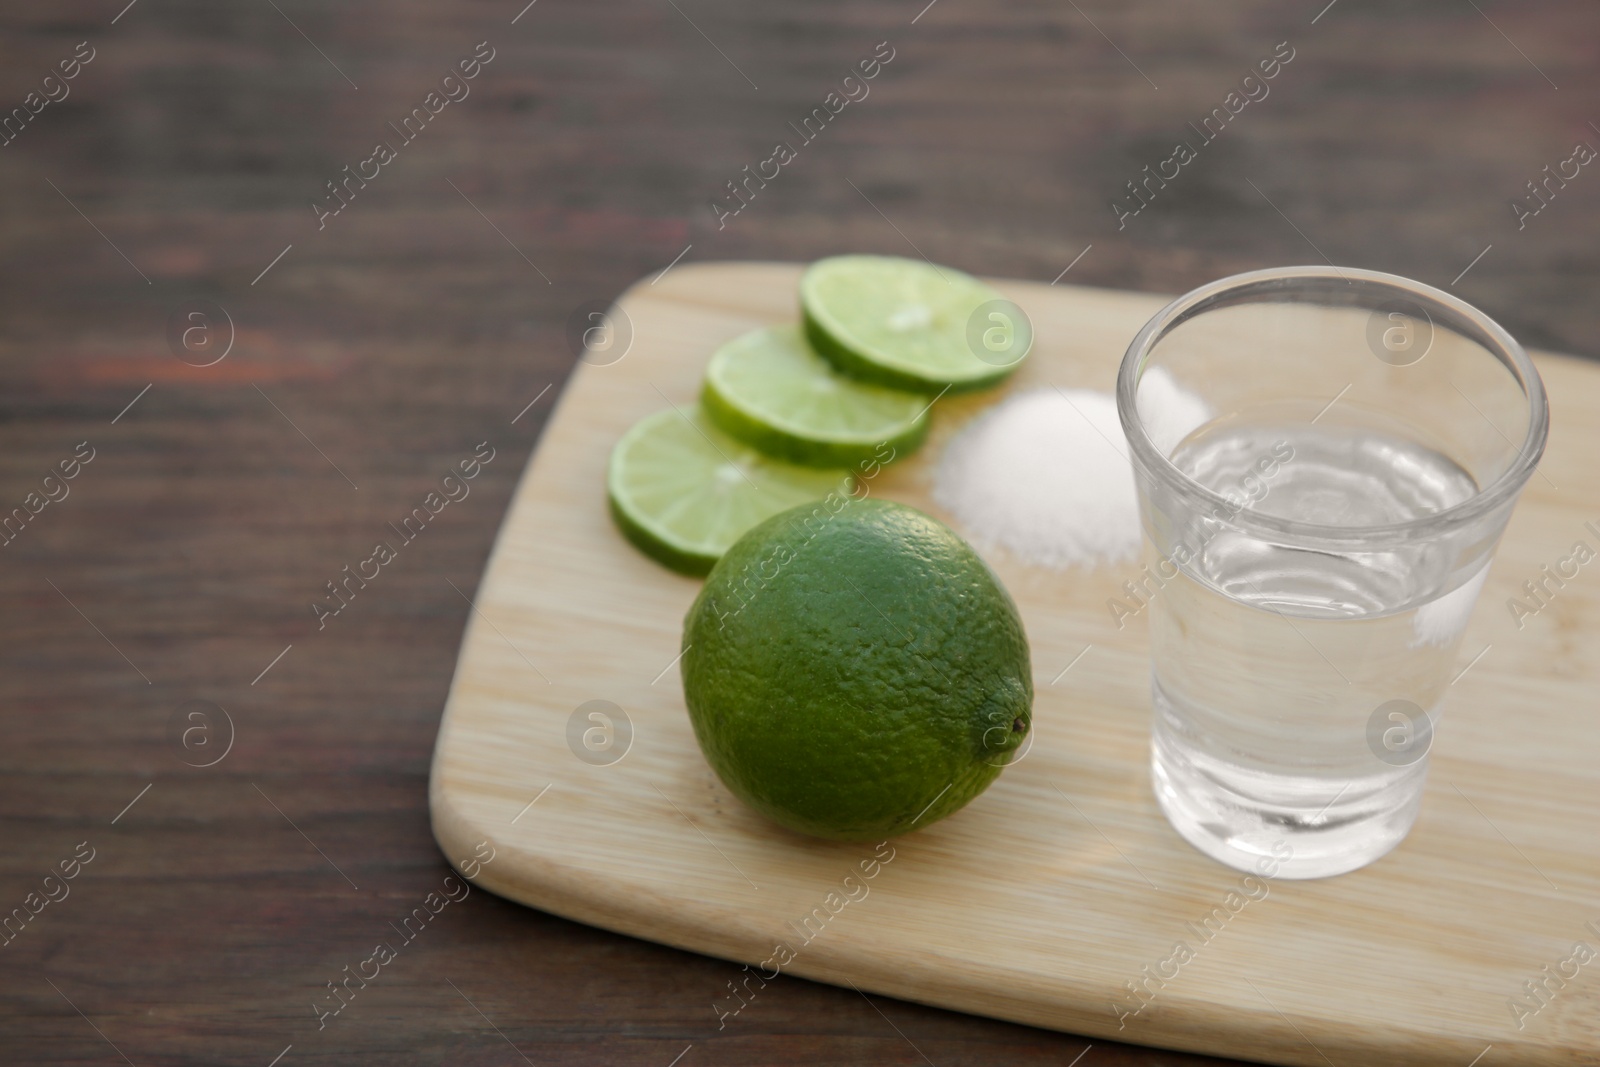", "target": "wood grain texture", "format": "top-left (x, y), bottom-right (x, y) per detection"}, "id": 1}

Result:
top-left (3, 0), bottom-right (1599, 1063)
top-left (433, 262), bottom-right (1600, 1067)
